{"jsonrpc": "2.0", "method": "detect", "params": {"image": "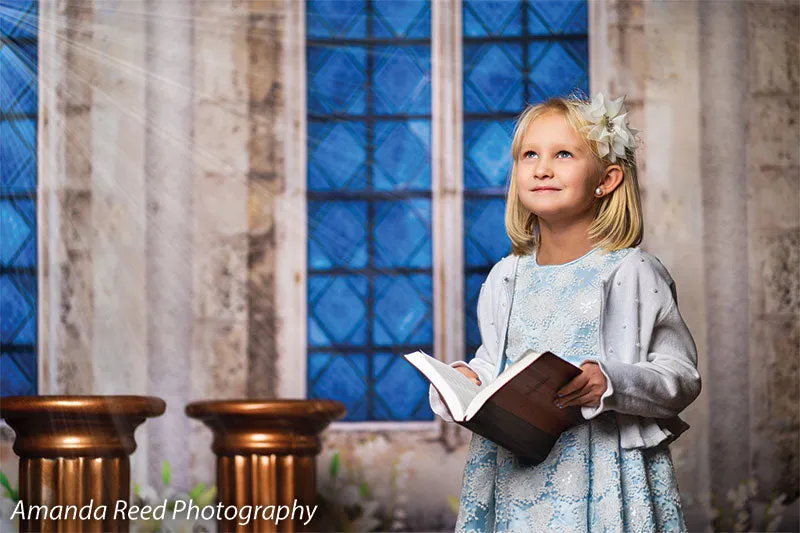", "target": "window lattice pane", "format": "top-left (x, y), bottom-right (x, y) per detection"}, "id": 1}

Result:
top-left (0, 42), bottom-right (37, 115)
top-left (308, 121), bottom-right (368, 191)
top-left (527, 0), bottom-right (587, 35)
top-left (373, 274), bottom-right (432, 346)
top-left (307, 0), bottom-right (367, 40)
top-left (1, 197), bottom-right (35, 267)
top-left (0, 117), bottom-right (36, 193)
top-left (464, 198), bottom-right (508, 269)
top-left (373, 352), bottom-right (433, 420)
top-left (373, 199), bottom-right (432, 268)
top-left (463, 0), bottom-right (523, 38)
top-left (464, 120), bottom-right (515, 190)
top-left (0, 272), bottom-right (36, 345)
top-left (463, 0), bottom-right (588, 359)
top-left (372, 1), bottom-right (430, 39)
top-left (372, 46), bottom-right (431, 115)
top-left (1, 0), bottom-right (38, 397)
top-left (464, 43), bottom-right (524, 114)
top-left (307, 2), bottom-right (432, 421)
top-left (0, 0), bottom-right (38, 40)
top-left (309, 201), bottom-right (368, 269)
